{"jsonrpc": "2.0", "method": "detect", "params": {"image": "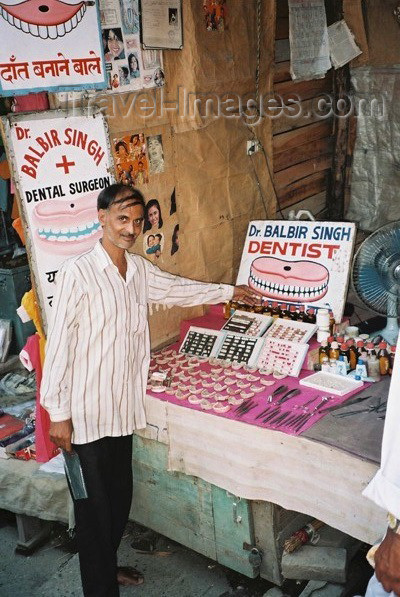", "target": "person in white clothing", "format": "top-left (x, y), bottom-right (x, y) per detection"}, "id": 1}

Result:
top-left (40, 183), bottom-right (259, 596)
top-left (363, 334), bottom-right (400, 596)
